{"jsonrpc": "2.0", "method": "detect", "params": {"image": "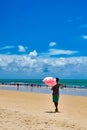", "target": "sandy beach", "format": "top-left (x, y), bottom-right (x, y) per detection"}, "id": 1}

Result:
top-left (0, 90), bottom-right (87, 130)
